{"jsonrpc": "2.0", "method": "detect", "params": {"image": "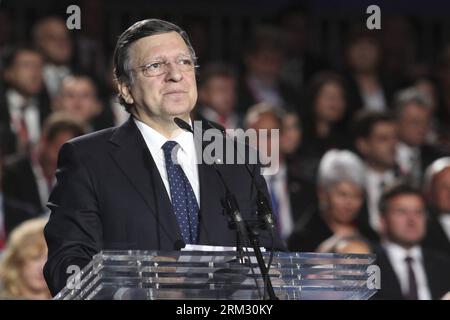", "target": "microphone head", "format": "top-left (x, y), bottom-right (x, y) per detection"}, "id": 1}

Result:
top-left (174, 117), bottom-right (193, 133)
